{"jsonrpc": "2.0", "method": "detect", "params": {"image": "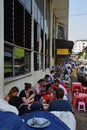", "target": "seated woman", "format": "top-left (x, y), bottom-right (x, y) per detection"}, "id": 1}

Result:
top-left (19, 83), bottom-right (35, 107)
top-left (9, 96), bottom-right (29, 116)
top-left (48, 87), bottom-right (72, 112)
top-left (4, 86), bottom-right (19, 102)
